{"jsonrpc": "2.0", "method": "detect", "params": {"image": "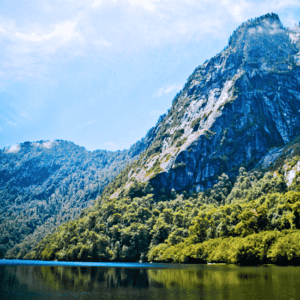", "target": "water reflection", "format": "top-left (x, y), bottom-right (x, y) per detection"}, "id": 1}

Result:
top-left (1, 263), bottom-right (300, 300)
